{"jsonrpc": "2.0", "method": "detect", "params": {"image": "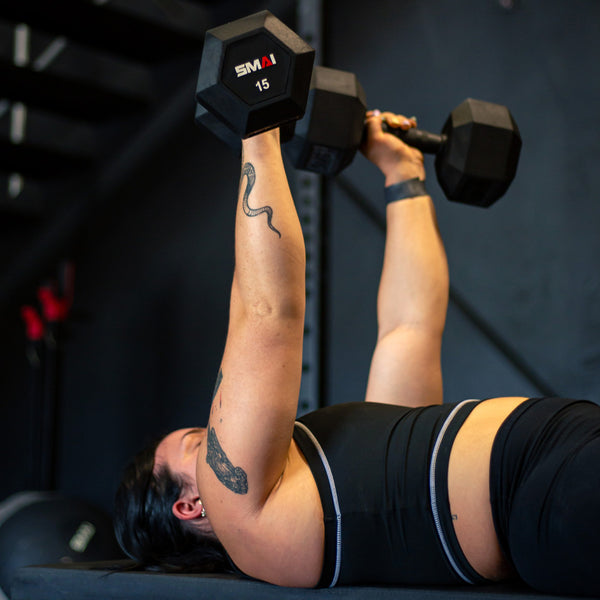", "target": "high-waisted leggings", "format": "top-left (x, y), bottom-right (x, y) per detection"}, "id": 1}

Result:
top-left (490, 397), bottom-right (600, 597)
